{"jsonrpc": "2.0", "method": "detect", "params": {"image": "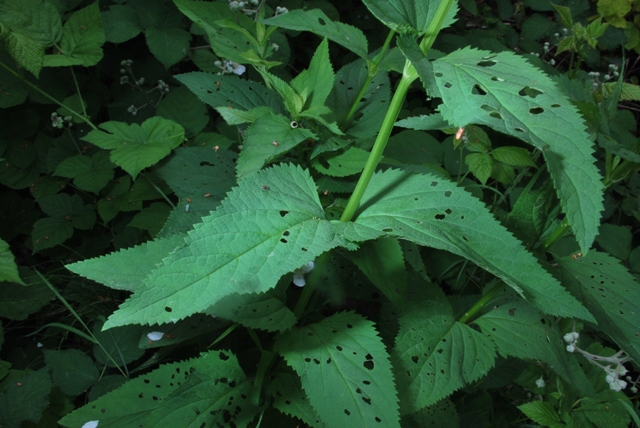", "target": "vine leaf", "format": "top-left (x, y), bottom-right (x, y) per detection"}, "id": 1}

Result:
top-left (275, 311), bottom-right (401, 428)
top-left (101, 164), bottom-right (344, 329)
top-left (421, 46), bottom-right (602, 252)
top-left (351, 168), bottom-right (595, 322)
top-left (556, 251), bottom-right (640, 364)
top-left (81, 116), bottom-right (185, 180)
top-left (393, 299), bottom-right (495, 413)
top-left (475, 294), bottom-right (594, 395)
top-left (53, 151), bottom-right (115, 193)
